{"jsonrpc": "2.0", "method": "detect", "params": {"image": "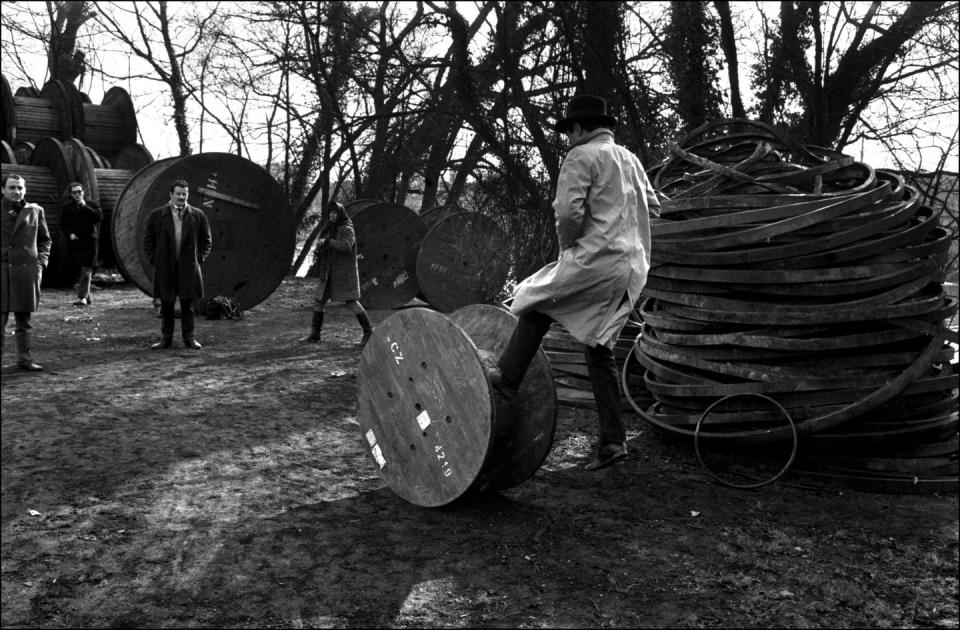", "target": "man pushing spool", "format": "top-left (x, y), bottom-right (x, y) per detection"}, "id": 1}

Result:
top-left (487, 94), bottom-right (662, 471)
